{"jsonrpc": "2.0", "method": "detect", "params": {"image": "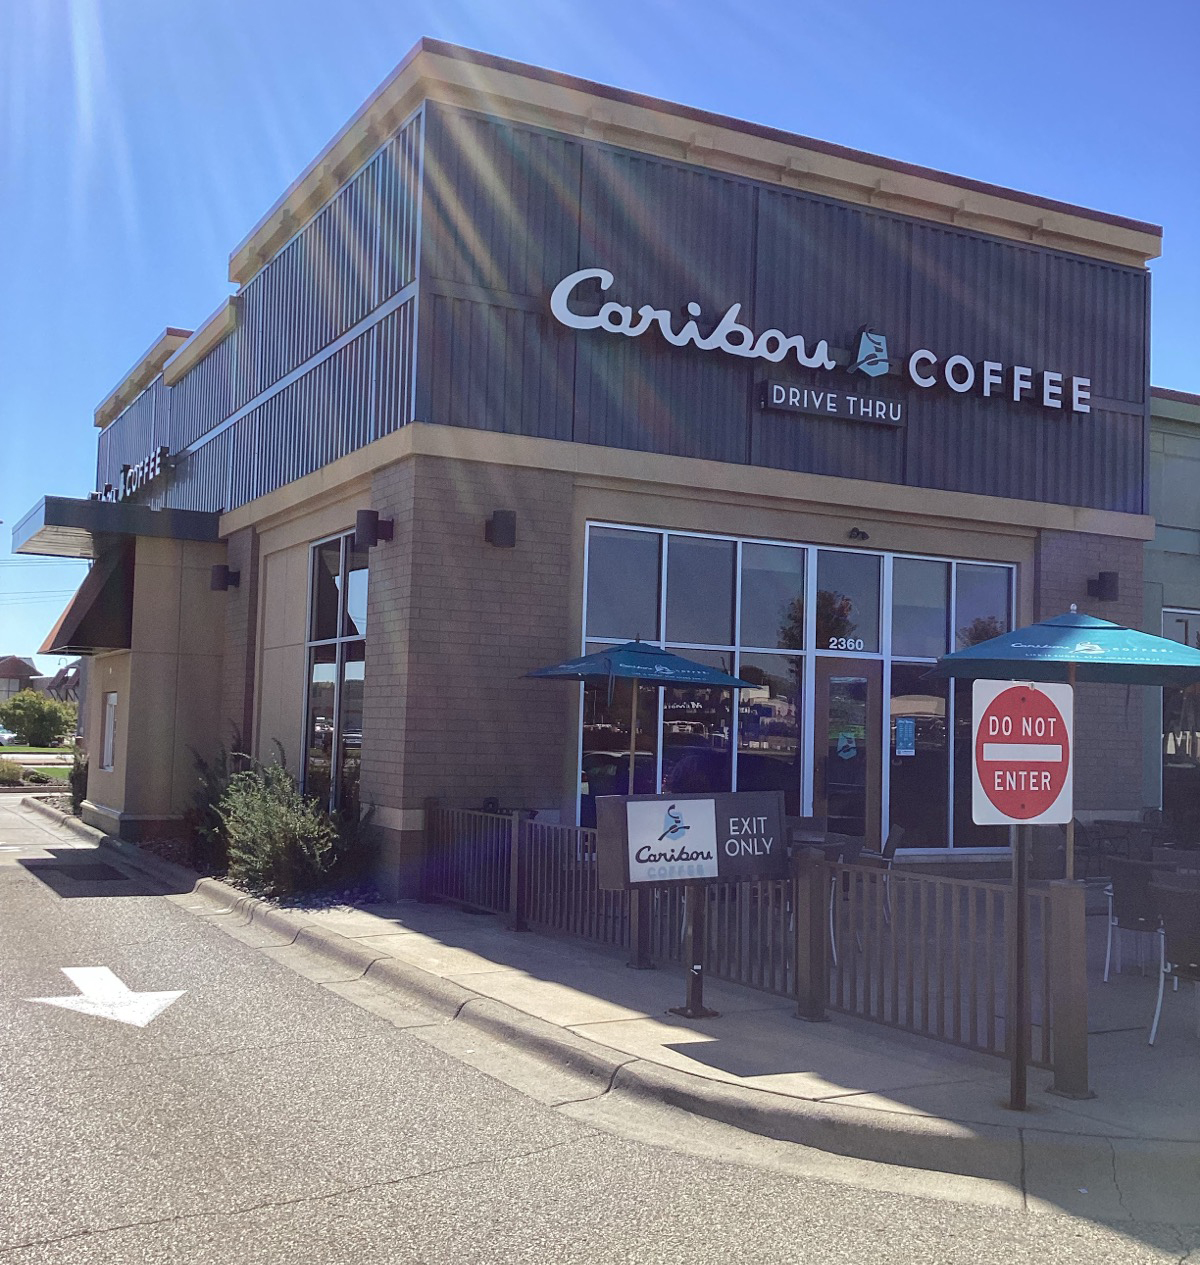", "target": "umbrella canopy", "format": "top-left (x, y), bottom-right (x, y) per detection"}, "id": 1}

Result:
top-left (527, 640), bottom-right (753, 690)
top-left (929, 611), bottom-right (1200, 686)
top-left (527, 641), bottom-right (753, 798)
